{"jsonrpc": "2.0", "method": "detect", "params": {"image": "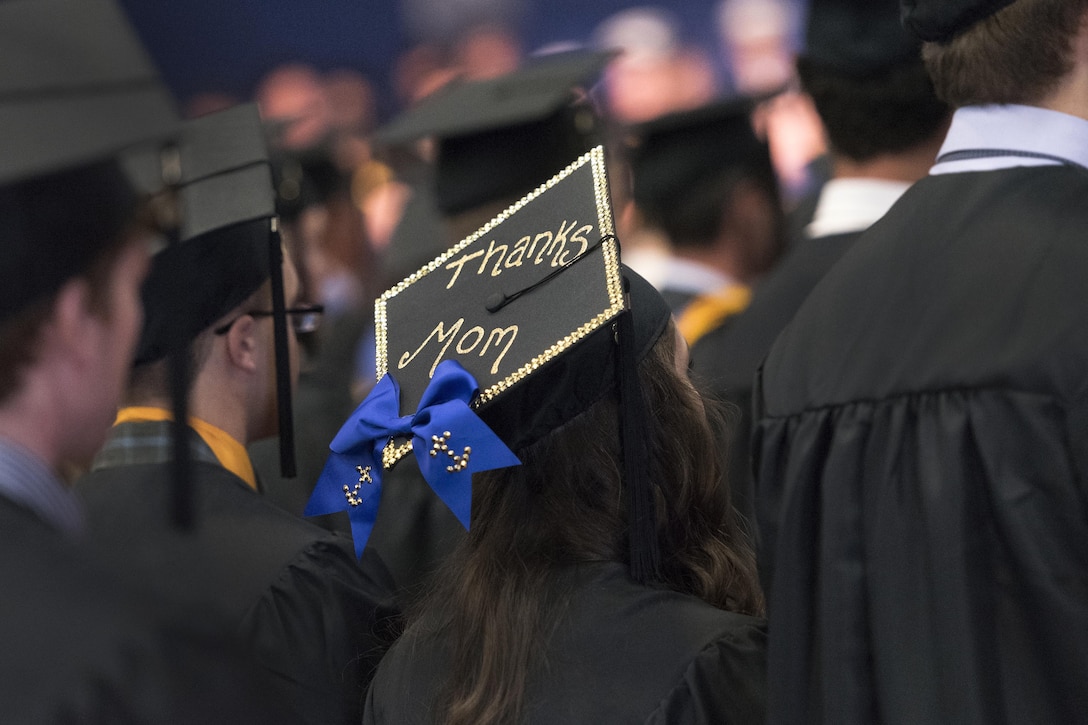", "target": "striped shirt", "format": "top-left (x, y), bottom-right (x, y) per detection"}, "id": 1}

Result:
top-left (0, 438), bottom-right (85, 534)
